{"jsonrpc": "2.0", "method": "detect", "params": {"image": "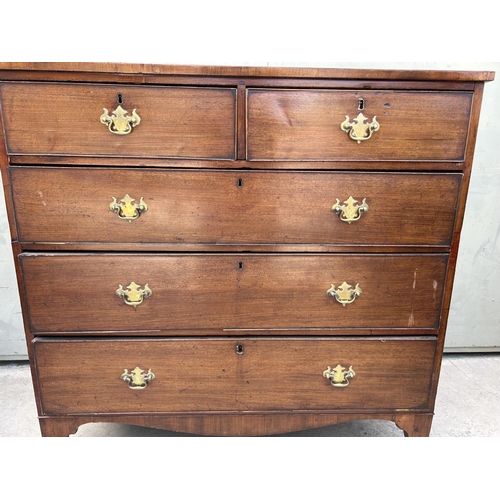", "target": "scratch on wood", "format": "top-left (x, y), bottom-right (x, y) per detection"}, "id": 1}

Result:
top-left (37, 190), bottom-right (46, 205)
top-left (408, 311), bottom-right (415, 327)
